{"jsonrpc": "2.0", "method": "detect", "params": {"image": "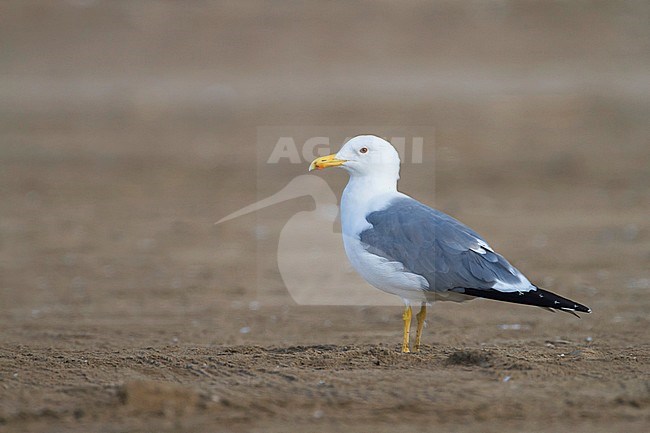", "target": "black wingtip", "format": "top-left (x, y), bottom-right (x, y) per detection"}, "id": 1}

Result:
top-left (457, 286), bottom-right (591, 315)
